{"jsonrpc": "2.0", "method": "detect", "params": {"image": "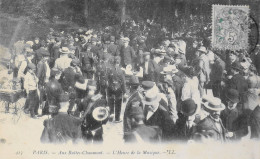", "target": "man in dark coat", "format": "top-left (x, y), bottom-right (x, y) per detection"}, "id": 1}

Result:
top-left (142, 91), bottom-right (175, 141)
top-left (249, 105), bottom-right (260, 140)
top-left (228, 62), bottom-right (248, 97)
top-left (107, 36), bottom-right (118, 56)
top-left (107, 56), bottom-right (127, 122)
top-left (40, 96), bottom-right (83, 144)
top-left (60, 59), bottom-right (84, 114)
top-left (124, 105), bottom-right (162, 143)
top-left (220, 89), bottom-right (249, 140)
top-left (123, 75), bottom-right (143, 139)
top-left (174, 99), bottom-right (198, 142)
top-left (116, 37), bottom-right (136, 68)
top-left (196, 97), bottom-right (231, 143)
